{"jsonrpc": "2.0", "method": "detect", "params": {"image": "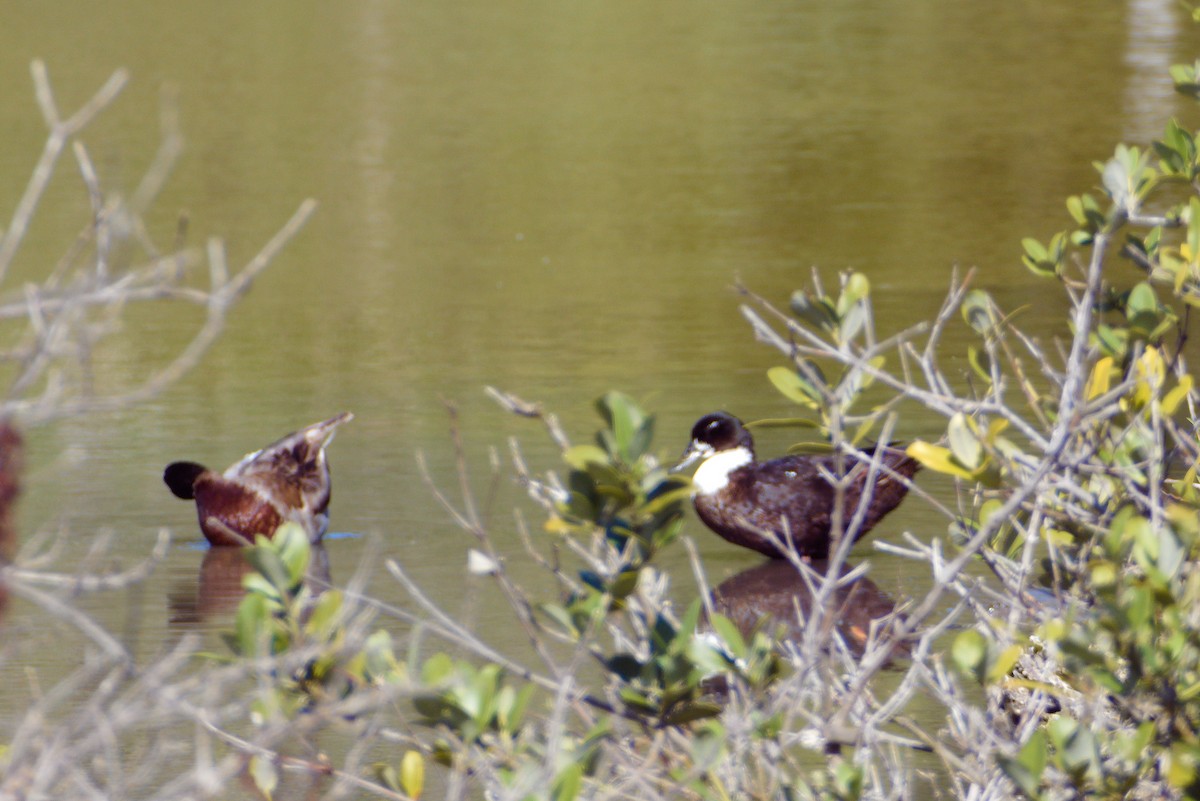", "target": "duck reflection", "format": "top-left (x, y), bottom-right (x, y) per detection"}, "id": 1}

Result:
top-left (0, 422), bottom-right (22, 620)
top-left (709, 558), bottom-right (906, 660)
top-left (168, 542), bottom-right (332, 626)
